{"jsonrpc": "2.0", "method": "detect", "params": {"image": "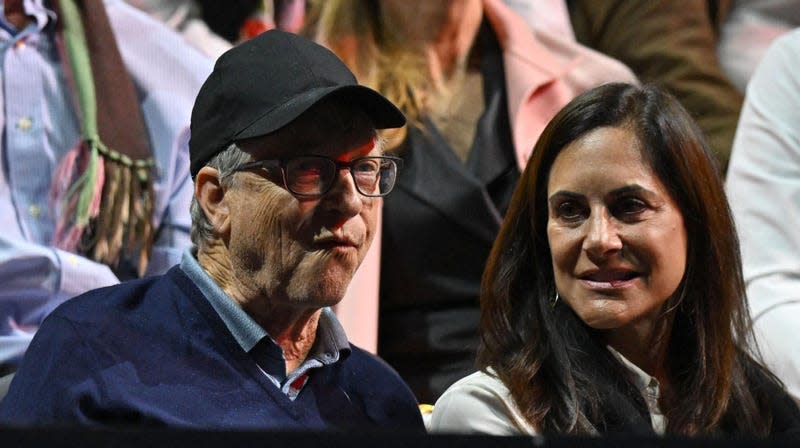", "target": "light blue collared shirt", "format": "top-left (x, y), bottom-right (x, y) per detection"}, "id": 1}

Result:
top-left (179, 250), bottom-right (350, 399)
top-left (0, 0), bottom-right (213, 365)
